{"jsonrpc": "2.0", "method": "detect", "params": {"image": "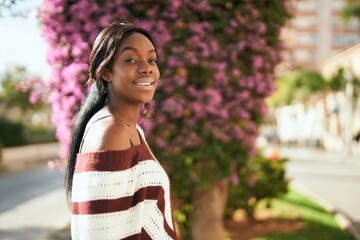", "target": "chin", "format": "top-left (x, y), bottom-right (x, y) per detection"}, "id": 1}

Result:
top-left (139, 95), bottom-right (155, 104)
